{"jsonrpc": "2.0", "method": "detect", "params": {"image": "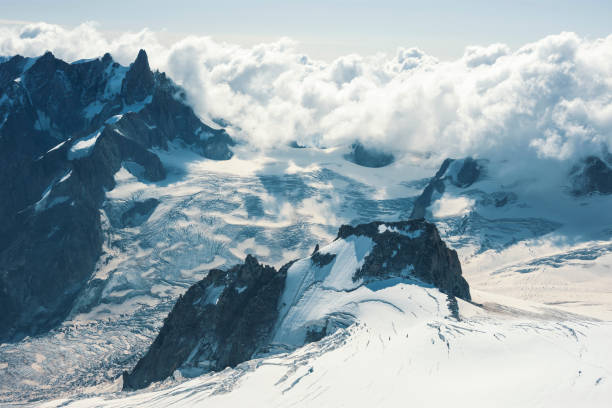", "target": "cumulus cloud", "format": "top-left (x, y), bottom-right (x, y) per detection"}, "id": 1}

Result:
top-left (463, 43), bottom-right (510, 67)
top-left (1, 22), bottom-right (612, 163)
